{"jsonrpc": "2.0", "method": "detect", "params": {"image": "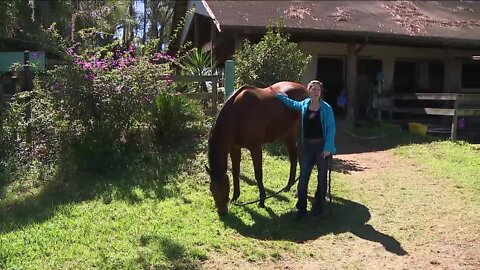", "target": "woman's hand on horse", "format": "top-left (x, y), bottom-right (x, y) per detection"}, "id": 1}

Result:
top-left (322, 151), bottom-right (331, 158)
